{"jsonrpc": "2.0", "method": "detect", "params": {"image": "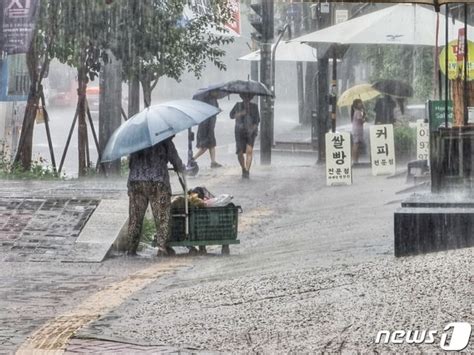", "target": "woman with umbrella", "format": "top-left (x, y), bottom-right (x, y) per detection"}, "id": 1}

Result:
top-left (230, 93), bottom-right (260, 179)
top-left (127, 137), bottom-right (184, 257)
top-left (101, 100), bottom-right (220, 257)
